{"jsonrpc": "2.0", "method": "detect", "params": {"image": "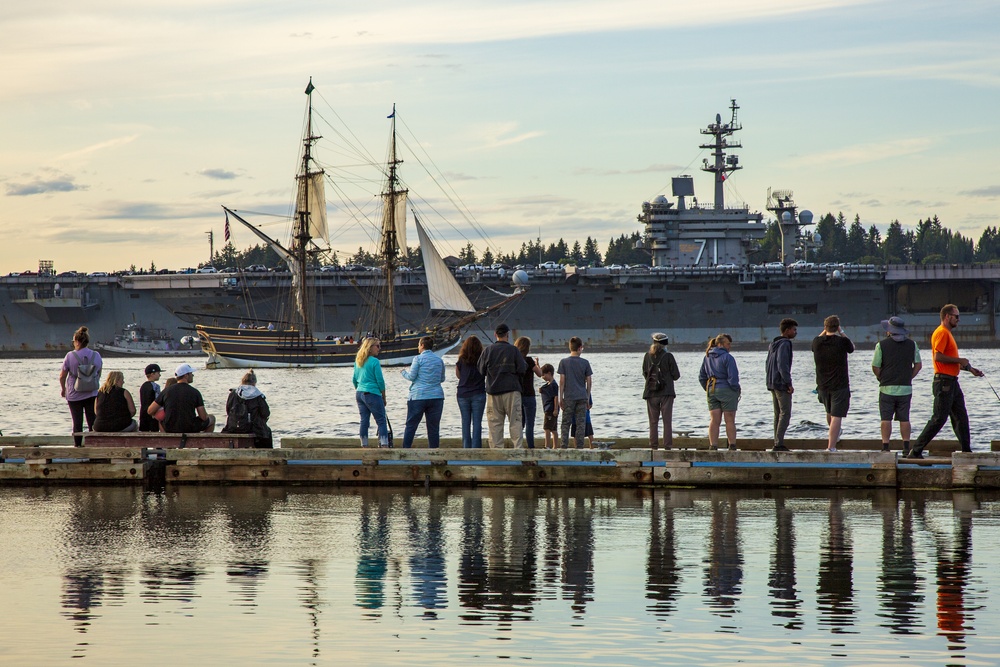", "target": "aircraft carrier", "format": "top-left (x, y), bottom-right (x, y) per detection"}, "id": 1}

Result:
top-left (4, 100), bottom-right (998, 356)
